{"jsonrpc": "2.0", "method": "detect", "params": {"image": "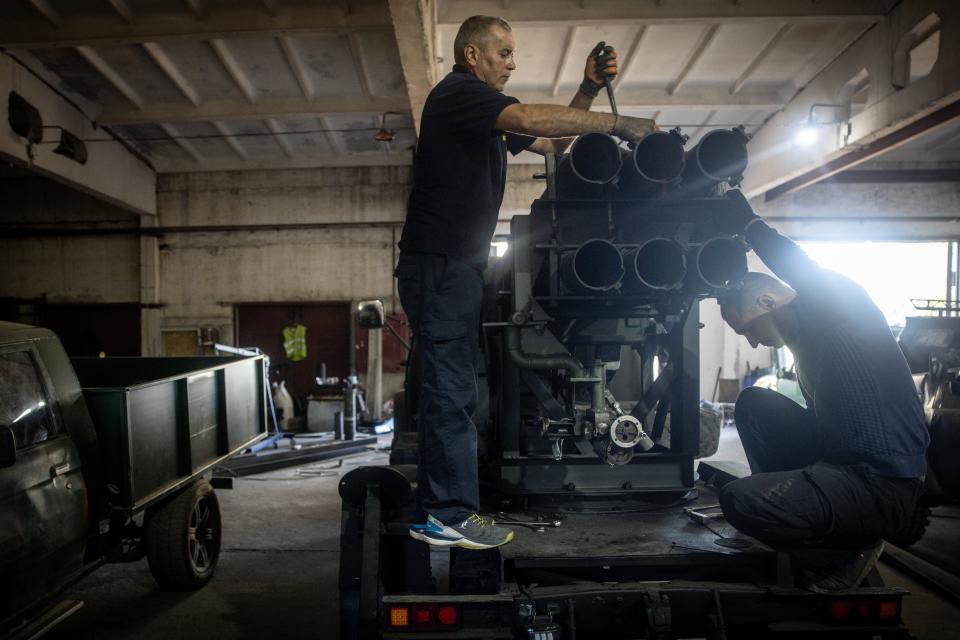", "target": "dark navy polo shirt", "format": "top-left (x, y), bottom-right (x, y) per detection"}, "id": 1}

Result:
top-left (399, 65), bottom-right (535, 269)
top-left (745, 220), bottom-right (930, 479)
